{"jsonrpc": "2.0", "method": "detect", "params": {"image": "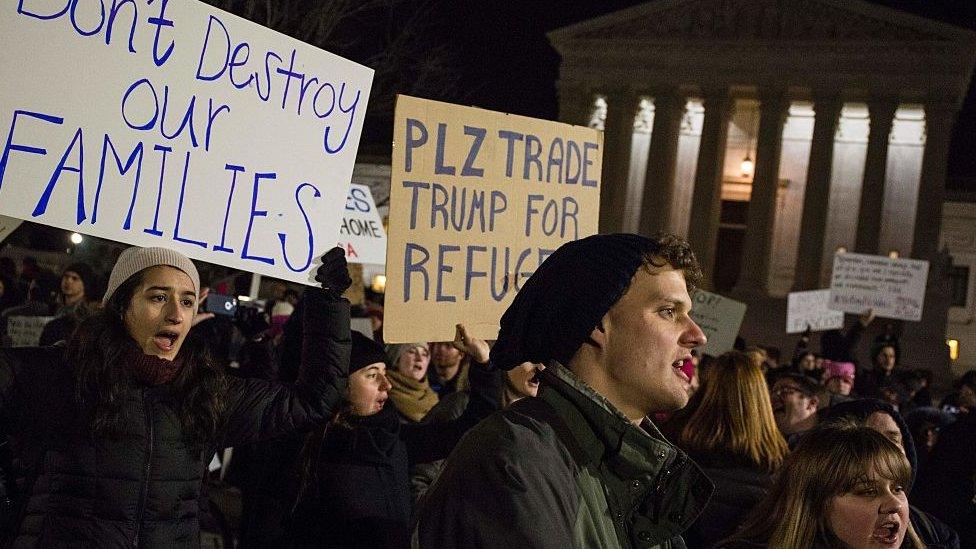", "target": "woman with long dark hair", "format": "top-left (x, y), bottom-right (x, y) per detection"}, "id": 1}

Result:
top-left (0, 246), bottom-right (352, 547)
